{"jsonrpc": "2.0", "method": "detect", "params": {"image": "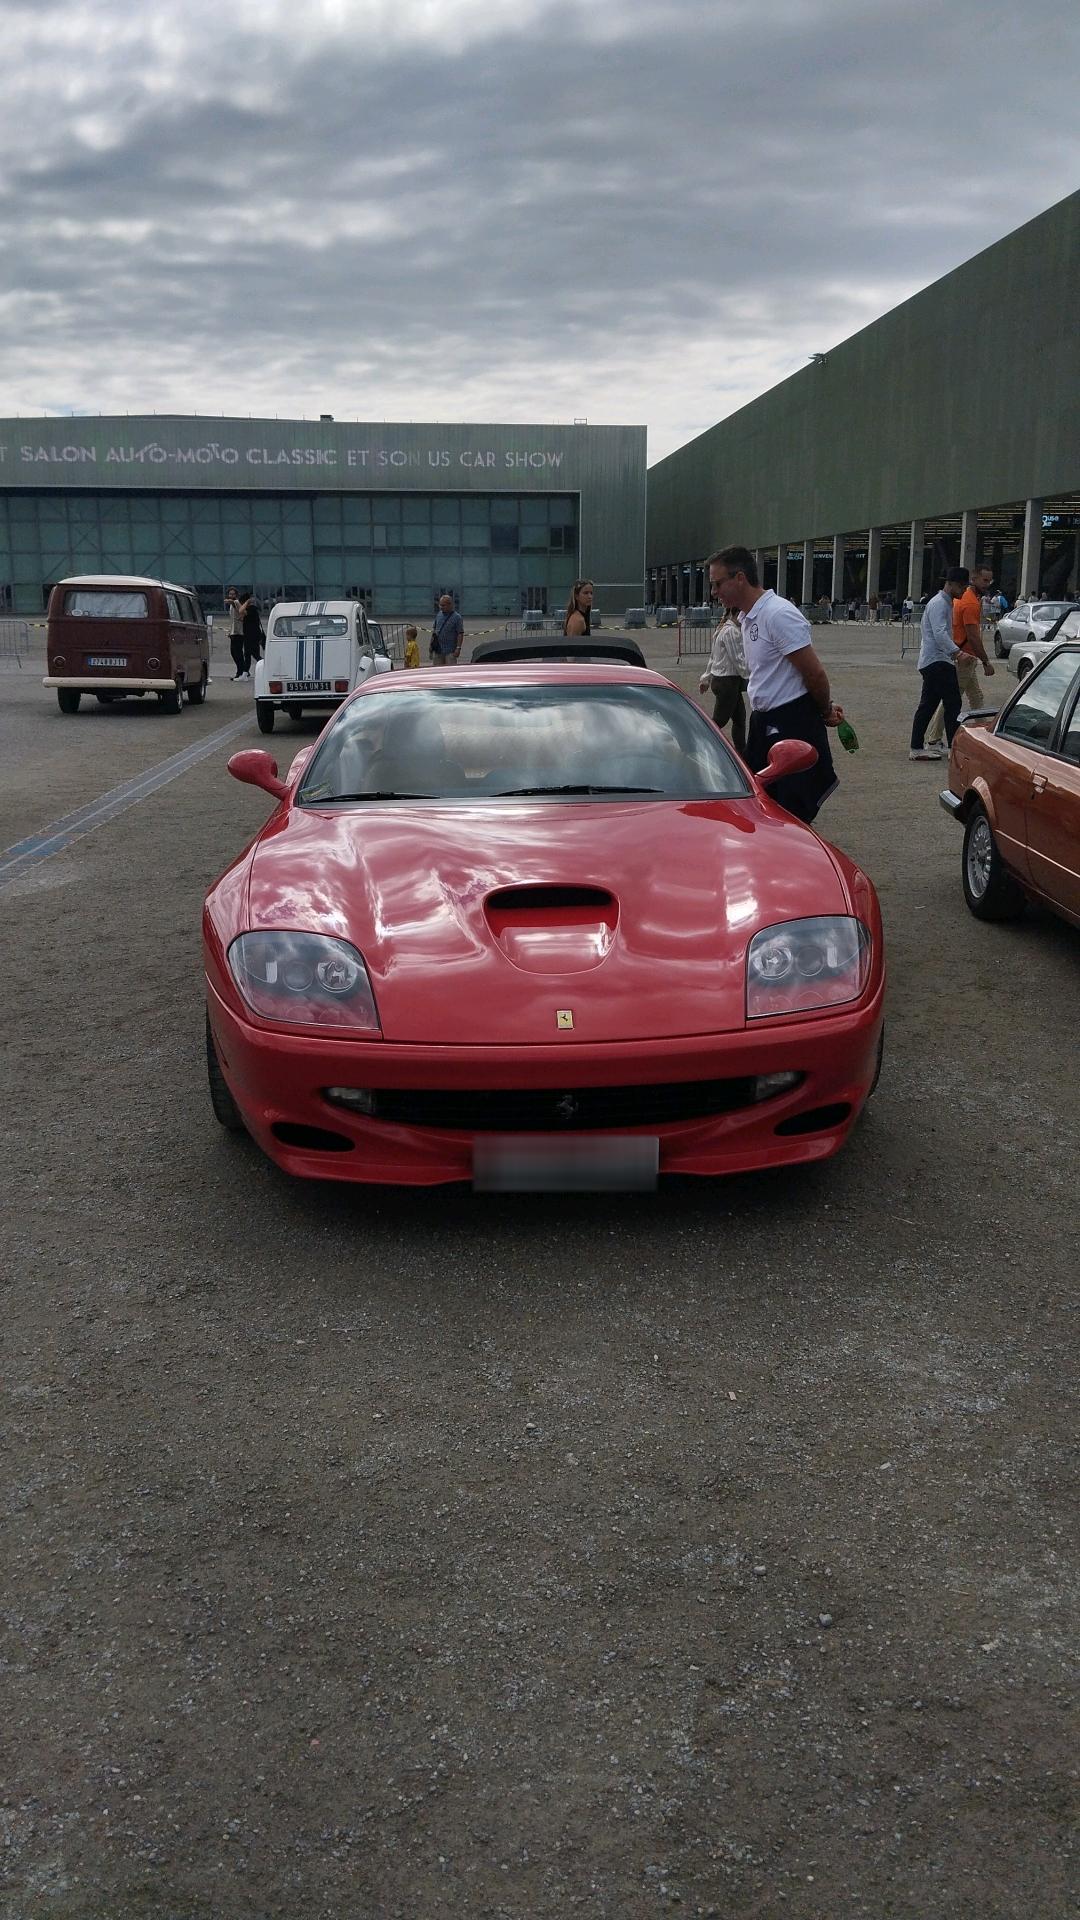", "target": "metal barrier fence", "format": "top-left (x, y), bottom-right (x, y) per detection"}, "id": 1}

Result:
top-left (499, 615), bottom-right (608, 640)
top-left (0, 618), bottom-right (28, 665)
top-left (675, 618), bottom-right (714, 660)
top-left (900, 618), bottom-right (919, 657)
top-left (372, 620), bottom-right (408, 664)
top-left (502, 615), bottom-right (565, 640)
